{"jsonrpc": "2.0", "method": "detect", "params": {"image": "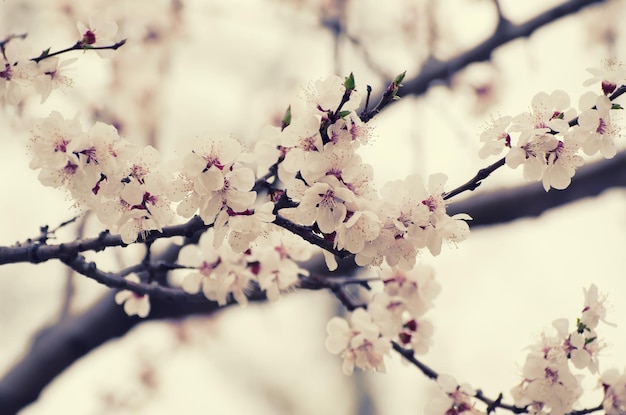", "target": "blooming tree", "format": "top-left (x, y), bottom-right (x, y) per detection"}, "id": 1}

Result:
top-left (0, 0), bottom-right (625, 414)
